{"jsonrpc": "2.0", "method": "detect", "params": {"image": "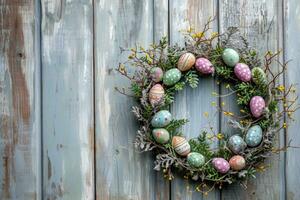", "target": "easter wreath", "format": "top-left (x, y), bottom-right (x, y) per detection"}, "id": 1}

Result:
top-left (116, 19), bottom-right (298, 193)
